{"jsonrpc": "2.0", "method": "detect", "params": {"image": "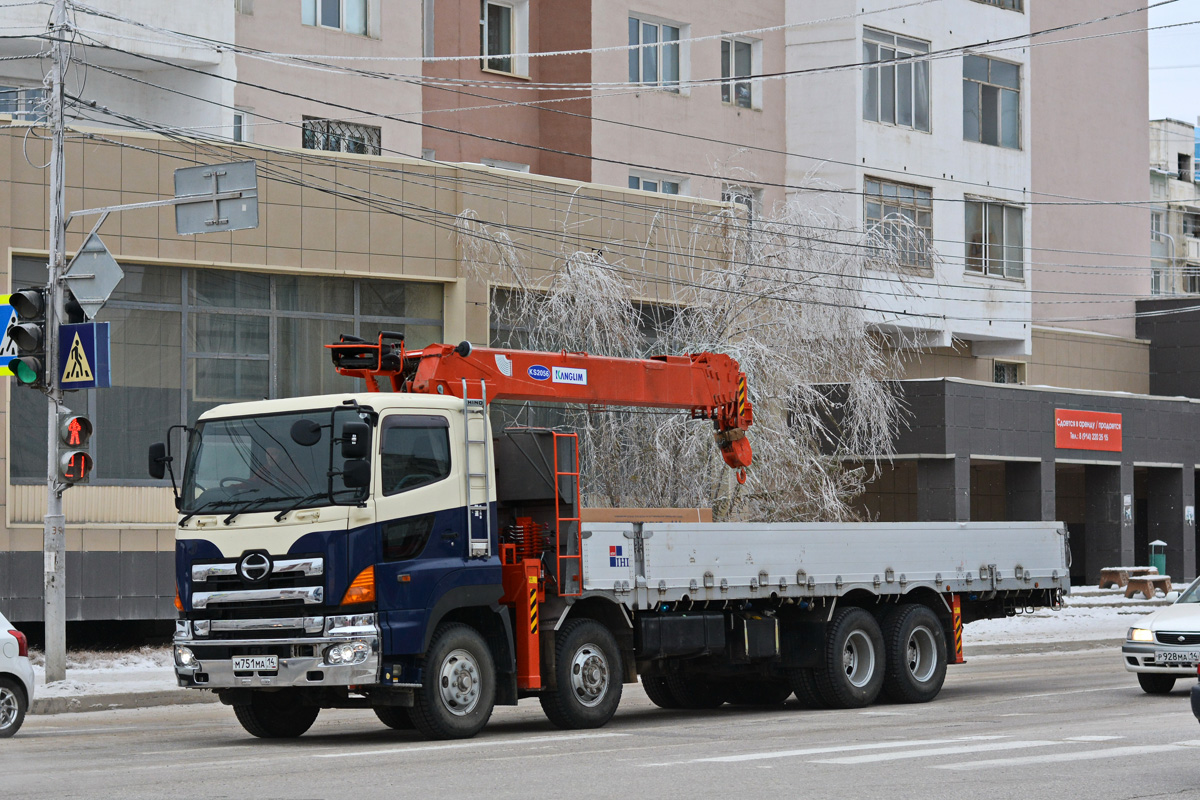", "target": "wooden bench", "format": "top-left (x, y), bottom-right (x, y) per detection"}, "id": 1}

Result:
top-left (1099, 566), bottom-right (1159, 589)
top-left (1124, 575), bottom-right (1172, 600)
